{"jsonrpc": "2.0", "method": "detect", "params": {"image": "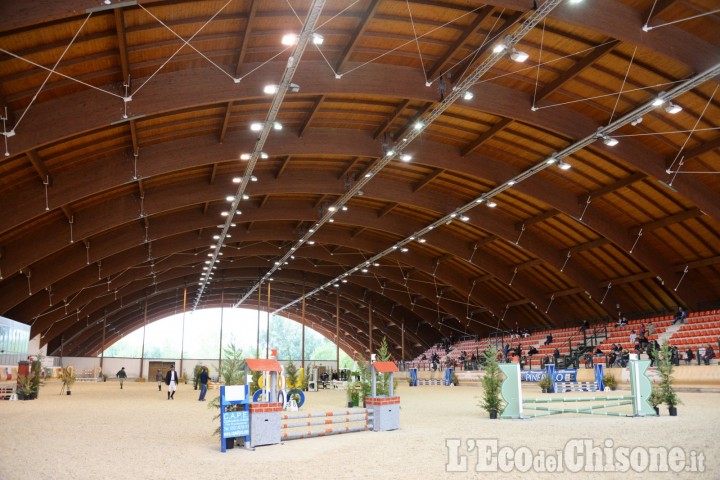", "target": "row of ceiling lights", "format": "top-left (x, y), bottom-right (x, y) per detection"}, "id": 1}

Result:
top-left (198, 29), bottom-right (337, 288)
top-left (260, 0), bottom-right (580, 312)
top-left (273, 27), bottom-right (720, 315)
top-left (201, 0), bottom-right (701, 313)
